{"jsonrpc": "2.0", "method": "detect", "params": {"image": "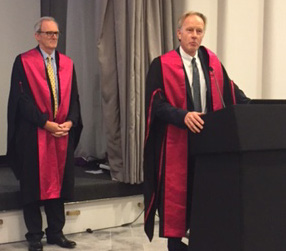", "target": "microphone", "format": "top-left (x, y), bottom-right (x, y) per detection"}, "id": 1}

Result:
top-left (209, 67), bottom-right (226, 108)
